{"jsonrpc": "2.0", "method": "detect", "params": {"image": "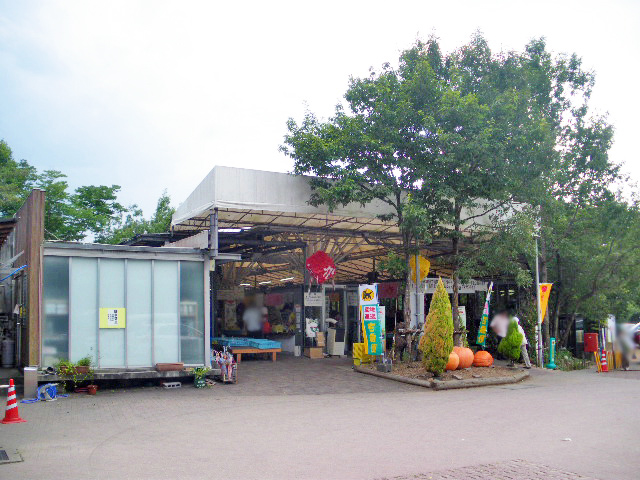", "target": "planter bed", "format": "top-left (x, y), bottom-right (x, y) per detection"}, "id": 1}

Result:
top-left (354, 361), bottom-right (529, 390)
